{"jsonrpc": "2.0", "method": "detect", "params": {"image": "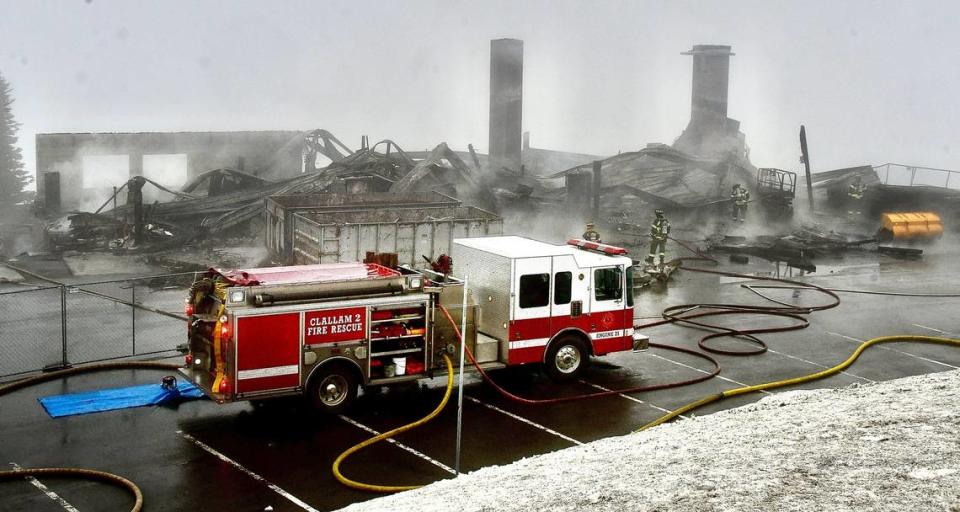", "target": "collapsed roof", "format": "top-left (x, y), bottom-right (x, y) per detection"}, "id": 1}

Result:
top-left (550, 143), bottom-right (756, 209)
top-left (102, 132), bottom-right (496, 238)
